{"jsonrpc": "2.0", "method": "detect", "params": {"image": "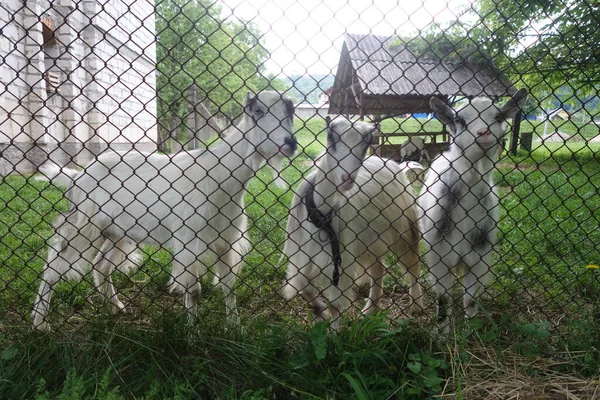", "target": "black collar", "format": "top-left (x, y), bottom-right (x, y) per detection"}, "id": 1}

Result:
top-left (304, 178), bottom-right (341, 286)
